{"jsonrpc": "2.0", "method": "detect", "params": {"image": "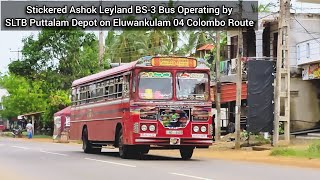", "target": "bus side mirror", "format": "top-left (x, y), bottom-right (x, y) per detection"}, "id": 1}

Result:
top-left (133, 82), bottom-right (136, 93)
top-left (132, 75), bottom-right (137, 93)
